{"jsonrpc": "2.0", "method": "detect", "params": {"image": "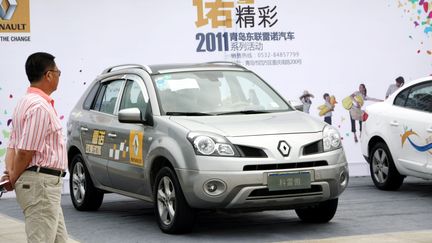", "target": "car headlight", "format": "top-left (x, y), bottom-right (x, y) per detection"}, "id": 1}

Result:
top-left (188, 132), bottom-right (237, 156)
top-left (323, 126), bottom-right (341, 152)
